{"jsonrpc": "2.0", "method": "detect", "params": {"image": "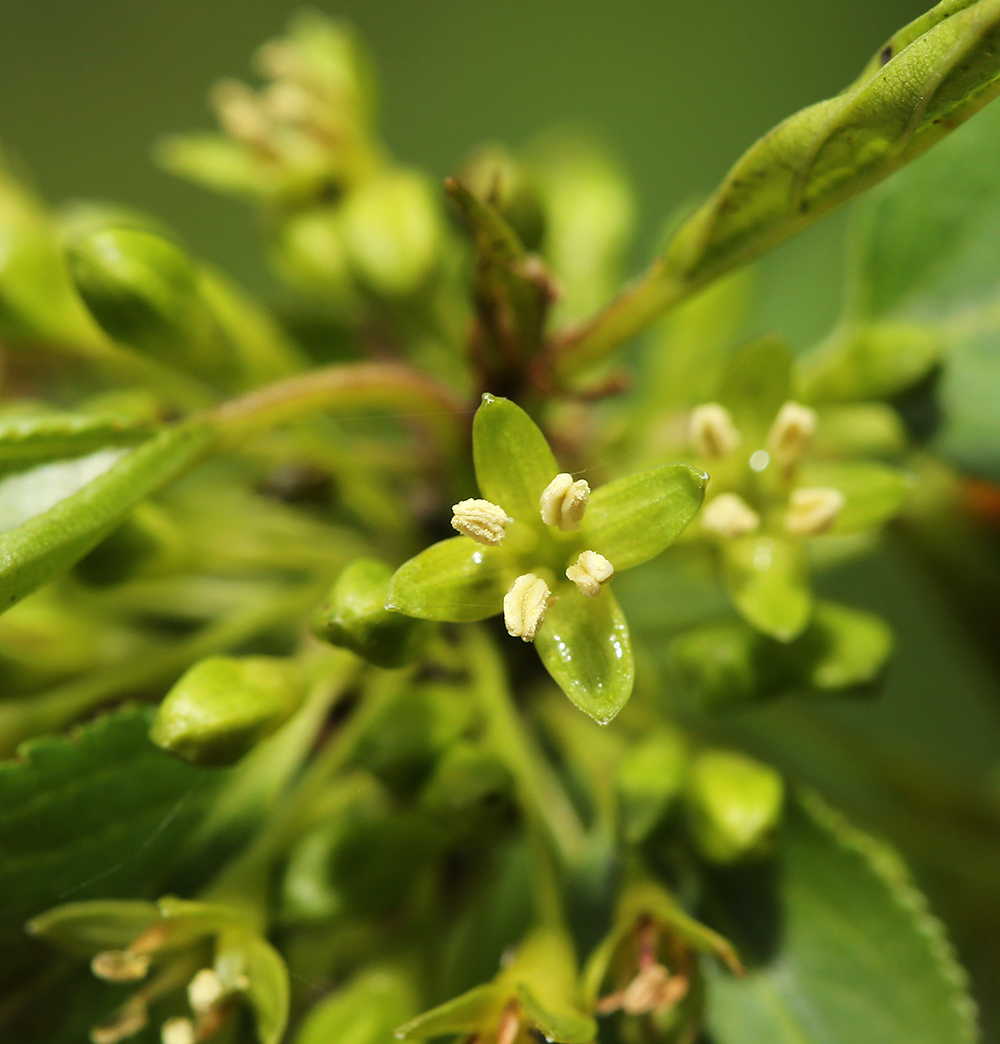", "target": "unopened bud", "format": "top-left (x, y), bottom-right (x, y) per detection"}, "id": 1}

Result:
top-left (767, 402), bottom-right (817, 467)
top-left (188, 968), bottom-right (226, 1013)
top-left (503, 573), bottom-right (550, 642)
top-left (211, 79), bottom-right (270, 144)
top-left (701, 493), bottom-right (760, 538)
top-left (784, 487), bottom-right (845, 536)
top-left (451, 498), bottom-right (510, 545)
top-left (690, 403), bottom-right (741, 458)
top-left (91, 949), bottom-right (150, 983)
top-left (566, 550), bottom-right (614, 596)
top-left (621, 963), bottom-right (688, 1016)
top-left (90, 998), bottom-right (148, 1044)
top-left (161, 1017), bottom-right (196, 1044)
top-left (540, 473), bottom-right (590, 531)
